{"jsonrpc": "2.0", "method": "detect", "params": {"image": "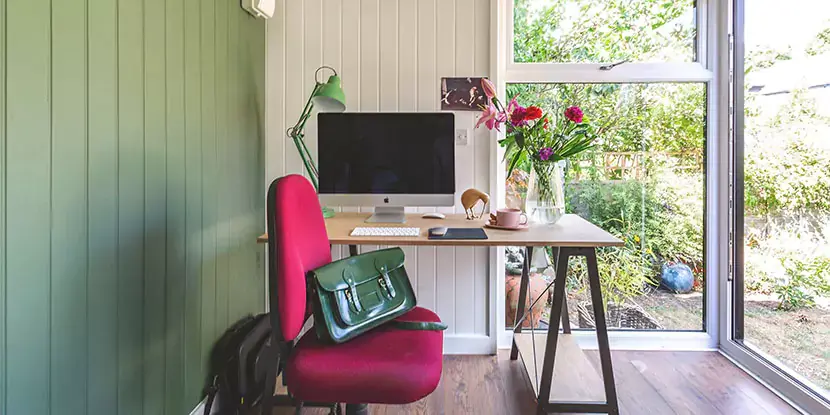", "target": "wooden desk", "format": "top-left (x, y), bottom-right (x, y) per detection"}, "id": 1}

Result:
top-left (258, 213), bottom-right (623, 414)
top-left (256, 213), bottom-right (622, 247)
